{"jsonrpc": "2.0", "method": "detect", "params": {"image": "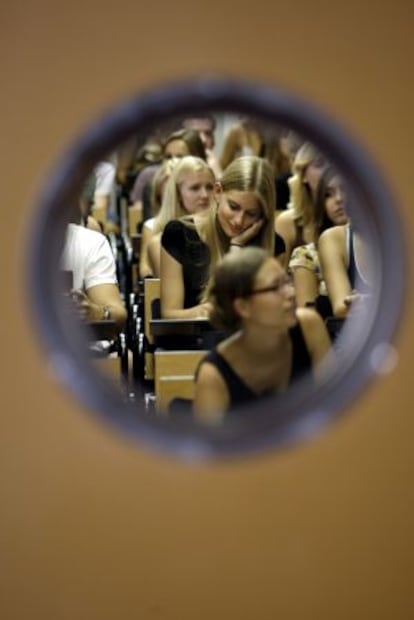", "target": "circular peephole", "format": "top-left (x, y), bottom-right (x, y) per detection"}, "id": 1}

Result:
top-left (27, 77), bottom-right (405, 460)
